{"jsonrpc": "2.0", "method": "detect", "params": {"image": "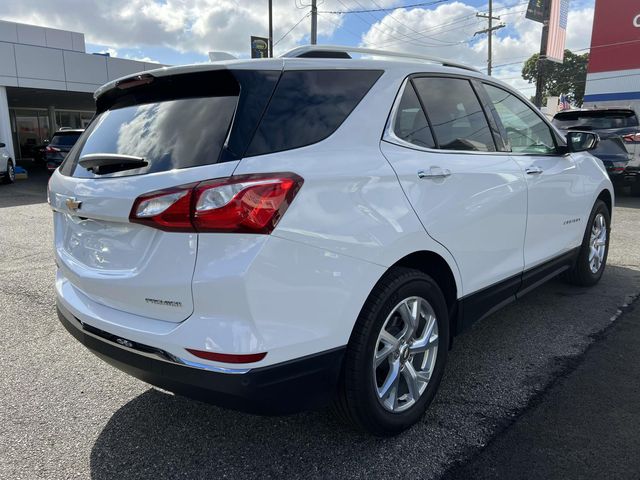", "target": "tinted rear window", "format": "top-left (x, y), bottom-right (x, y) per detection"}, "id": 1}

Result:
top-left (246, 70), bottom-right (383, 156)
top-left (51, 133), bottom-right (81, 146)
top-left (553, 110), bottom-right (639, 130)
top-left (66, 96), bottom-right (237, 178)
